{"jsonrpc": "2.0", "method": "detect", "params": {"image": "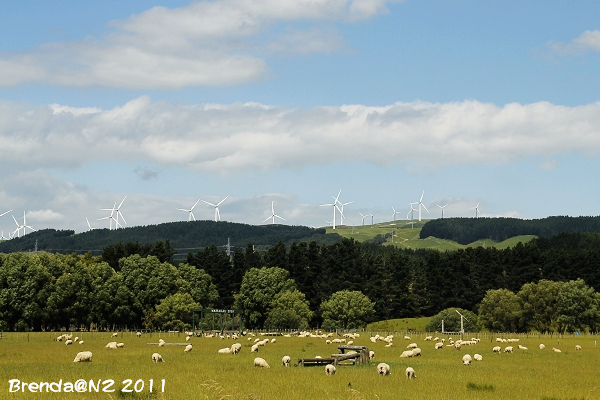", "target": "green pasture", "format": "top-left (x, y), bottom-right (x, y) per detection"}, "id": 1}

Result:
top-left (326, 222), bottom-right (536, 251)
top-left (367, 317), bottom-right (432, 332)
top-left (1, 330), bottom-right (599, 399)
